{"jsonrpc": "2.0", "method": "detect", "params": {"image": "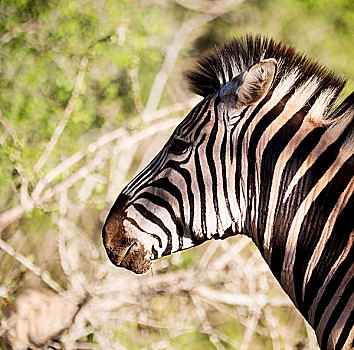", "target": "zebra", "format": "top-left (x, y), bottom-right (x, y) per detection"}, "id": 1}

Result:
top-left (102, 35), bottom-right (353, 350)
